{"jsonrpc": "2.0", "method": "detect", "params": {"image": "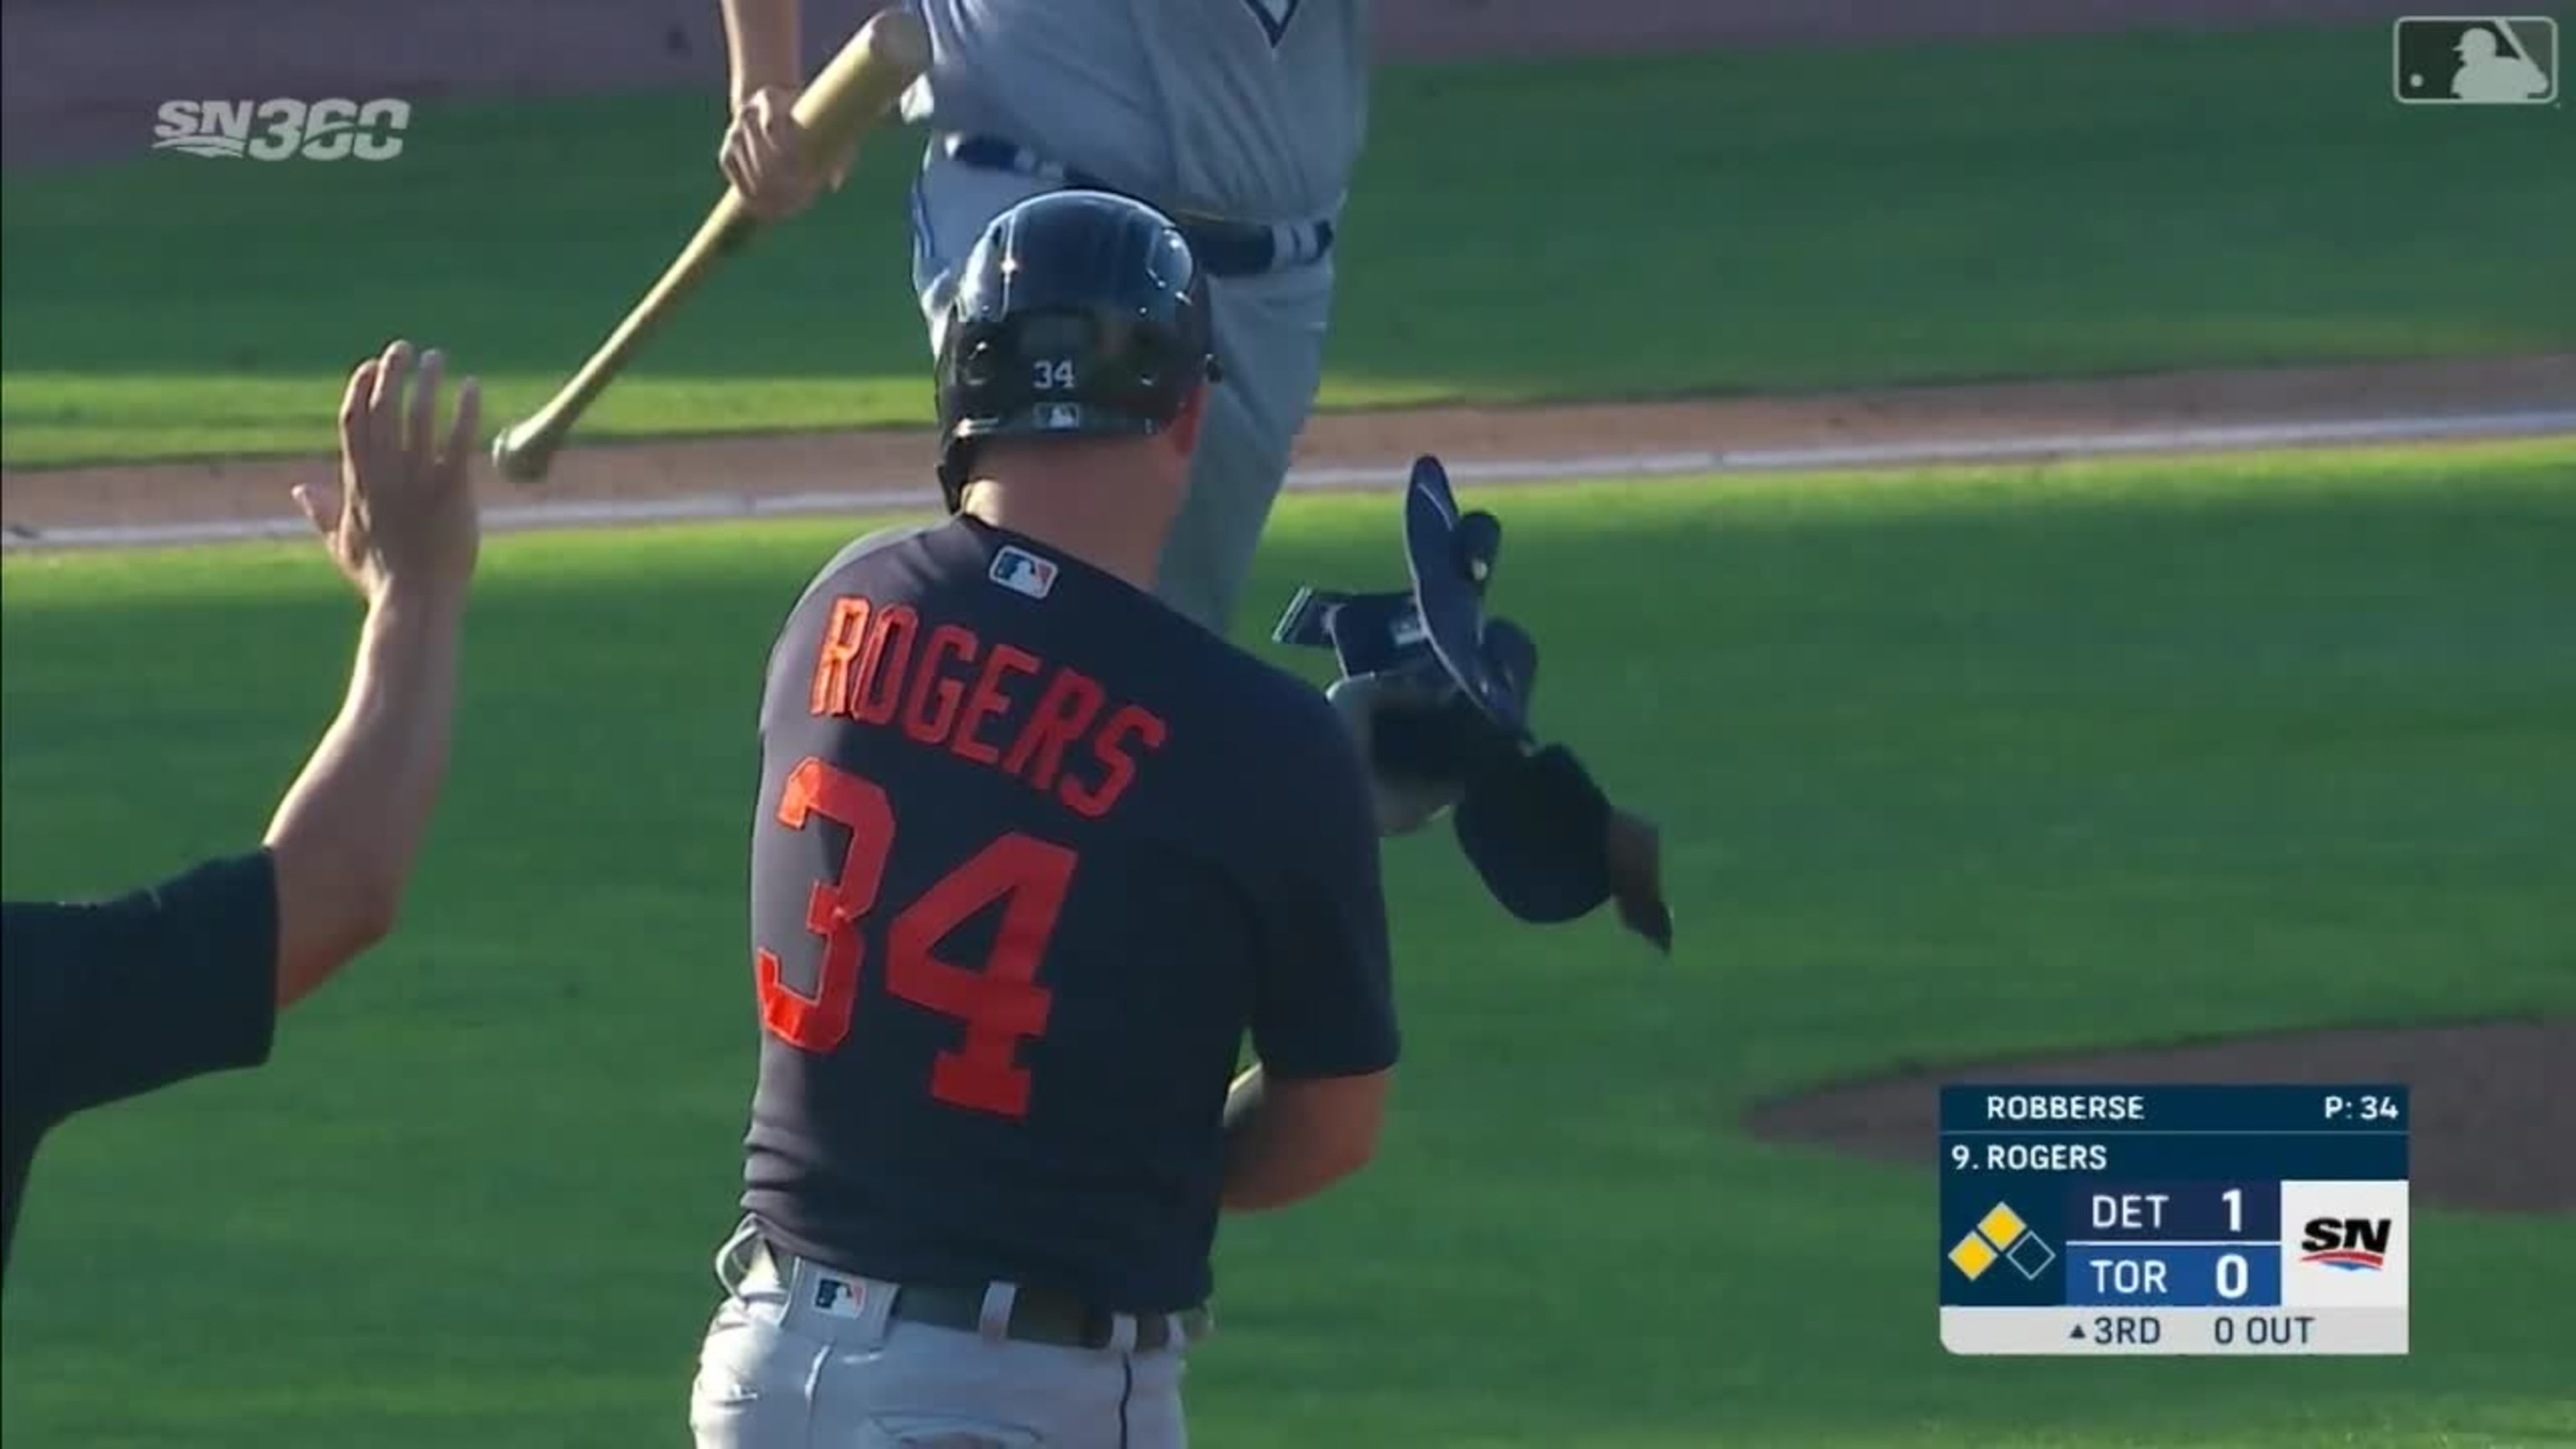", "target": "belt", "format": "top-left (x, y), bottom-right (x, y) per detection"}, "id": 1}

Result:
top-left (747, 1235), bottom-right (1212, 1353)
top-left (940, 133), bottom-right (1336, 278)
